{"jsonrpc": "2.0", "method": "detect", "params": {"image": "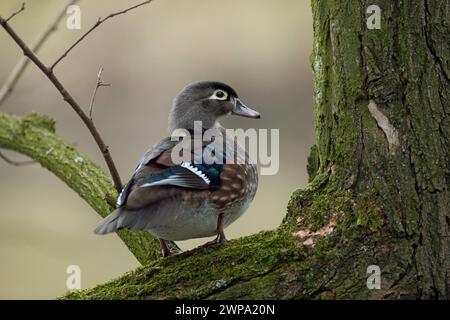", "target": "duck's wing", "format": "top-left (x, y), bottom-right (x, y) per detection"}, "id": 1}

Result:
top-left (95, 137), bottom-right (225, 235)
top-left (116, 137), bottom-right (223, 210)
top-left (115, 137), bottom-right (175, 208)
top-left (134, 137), bottom-right (176, 171)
